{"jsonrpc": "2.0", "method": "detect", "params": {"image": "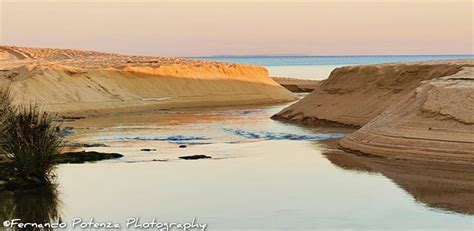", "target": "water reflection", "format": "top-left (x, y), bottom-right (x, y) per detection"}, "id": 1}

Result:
top-left (55, 104), bottom-right (472, 229)
top-left (319, 140), bottom-right (474, 215)
top-left (0, 185), bottom-right (62, 231)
